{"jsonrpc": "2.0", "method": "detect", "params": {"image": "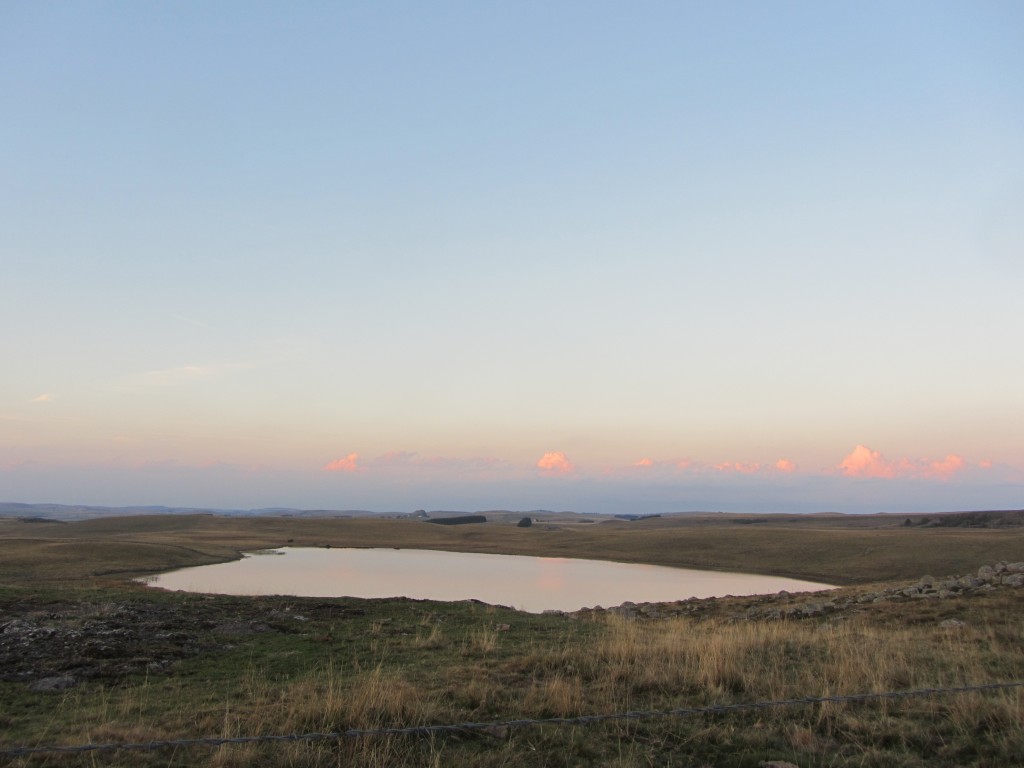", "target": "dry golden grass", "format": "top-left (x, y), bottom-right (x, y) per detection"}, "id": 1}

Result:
top-left (6, 600), bottom-right (1023, 767)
